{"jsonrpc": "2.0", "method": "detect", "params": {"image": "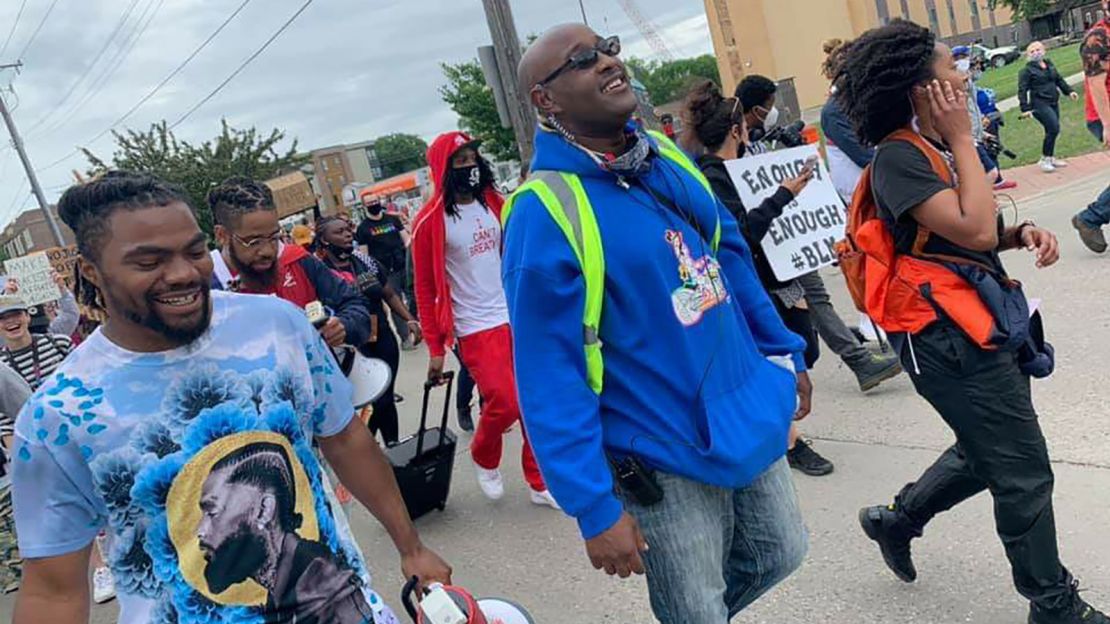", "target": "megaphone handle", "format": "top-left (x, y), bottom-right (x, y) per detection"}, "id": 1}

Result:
top-left (401, 576), bottom-right (421, 622)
